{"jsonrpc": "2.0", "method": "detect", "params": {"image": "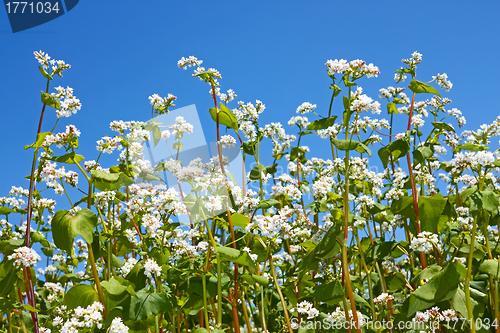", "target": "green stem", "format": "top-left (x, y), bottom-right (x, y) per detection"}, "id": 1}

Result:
top-left (202, 274), bottom-right (210, 331)
top-left (341, 86), bottom-right (362, 333)
top-left (260, 284), bottom-right (267, 332)
top-left (464, 213), bottom-right (477, 333)
top-left (269, 255), bottom-right (293, 333)
top-left (216, 252), bottom-right (223, 326)
top-left (353, 232), bottom-right (376, 320)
